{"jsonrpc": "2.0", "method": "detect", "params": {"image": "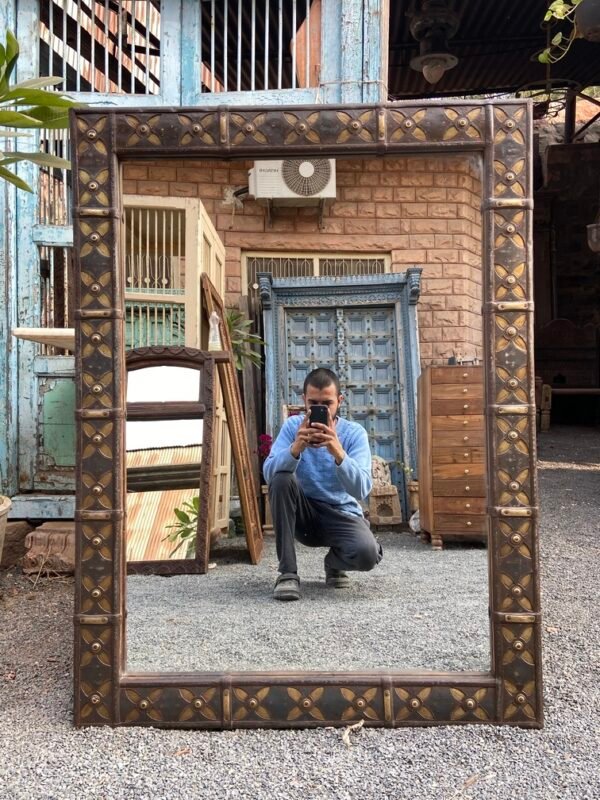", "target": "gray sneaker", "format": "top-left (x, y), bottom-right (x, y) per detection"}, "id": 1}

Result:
top-left (273, 572), bottom-right (300, 601)
top-left (324, 563), bottom-right (350, 589)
